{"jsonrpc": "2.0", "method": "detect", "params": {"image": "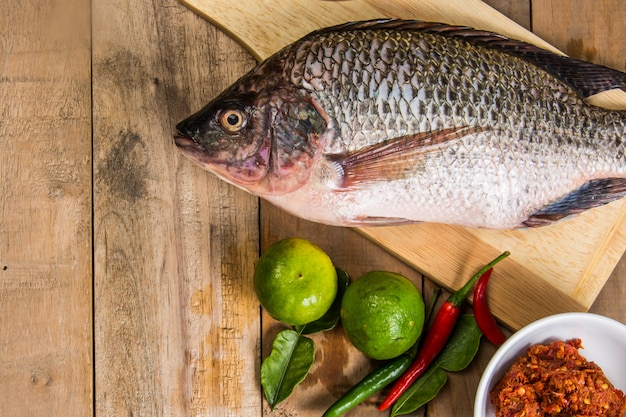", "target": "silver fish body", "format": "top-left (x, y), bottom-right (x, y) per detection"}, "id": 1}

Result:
top-left (175, 19), bottom-right (626, 229)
